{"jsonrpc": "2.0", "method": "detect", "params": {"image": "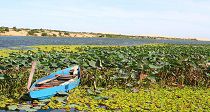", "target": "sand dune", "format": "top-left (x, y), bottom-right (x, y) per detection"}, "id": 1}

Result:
top-left (0, 27), bottom-right (209, 41)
